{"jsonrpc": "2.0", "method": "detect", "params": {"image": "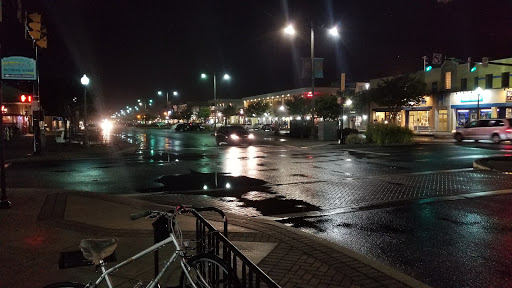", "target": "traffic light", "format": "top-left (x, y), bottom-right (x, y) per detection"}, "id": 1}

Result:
top-left (27, 12), bottom-right (47, 48)
top-left (425, 65), bottom-right (433, 72)
top-left (20, 95), bottom-right (33, 103)
top-left (468, 57), bottom-right (477, 72)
